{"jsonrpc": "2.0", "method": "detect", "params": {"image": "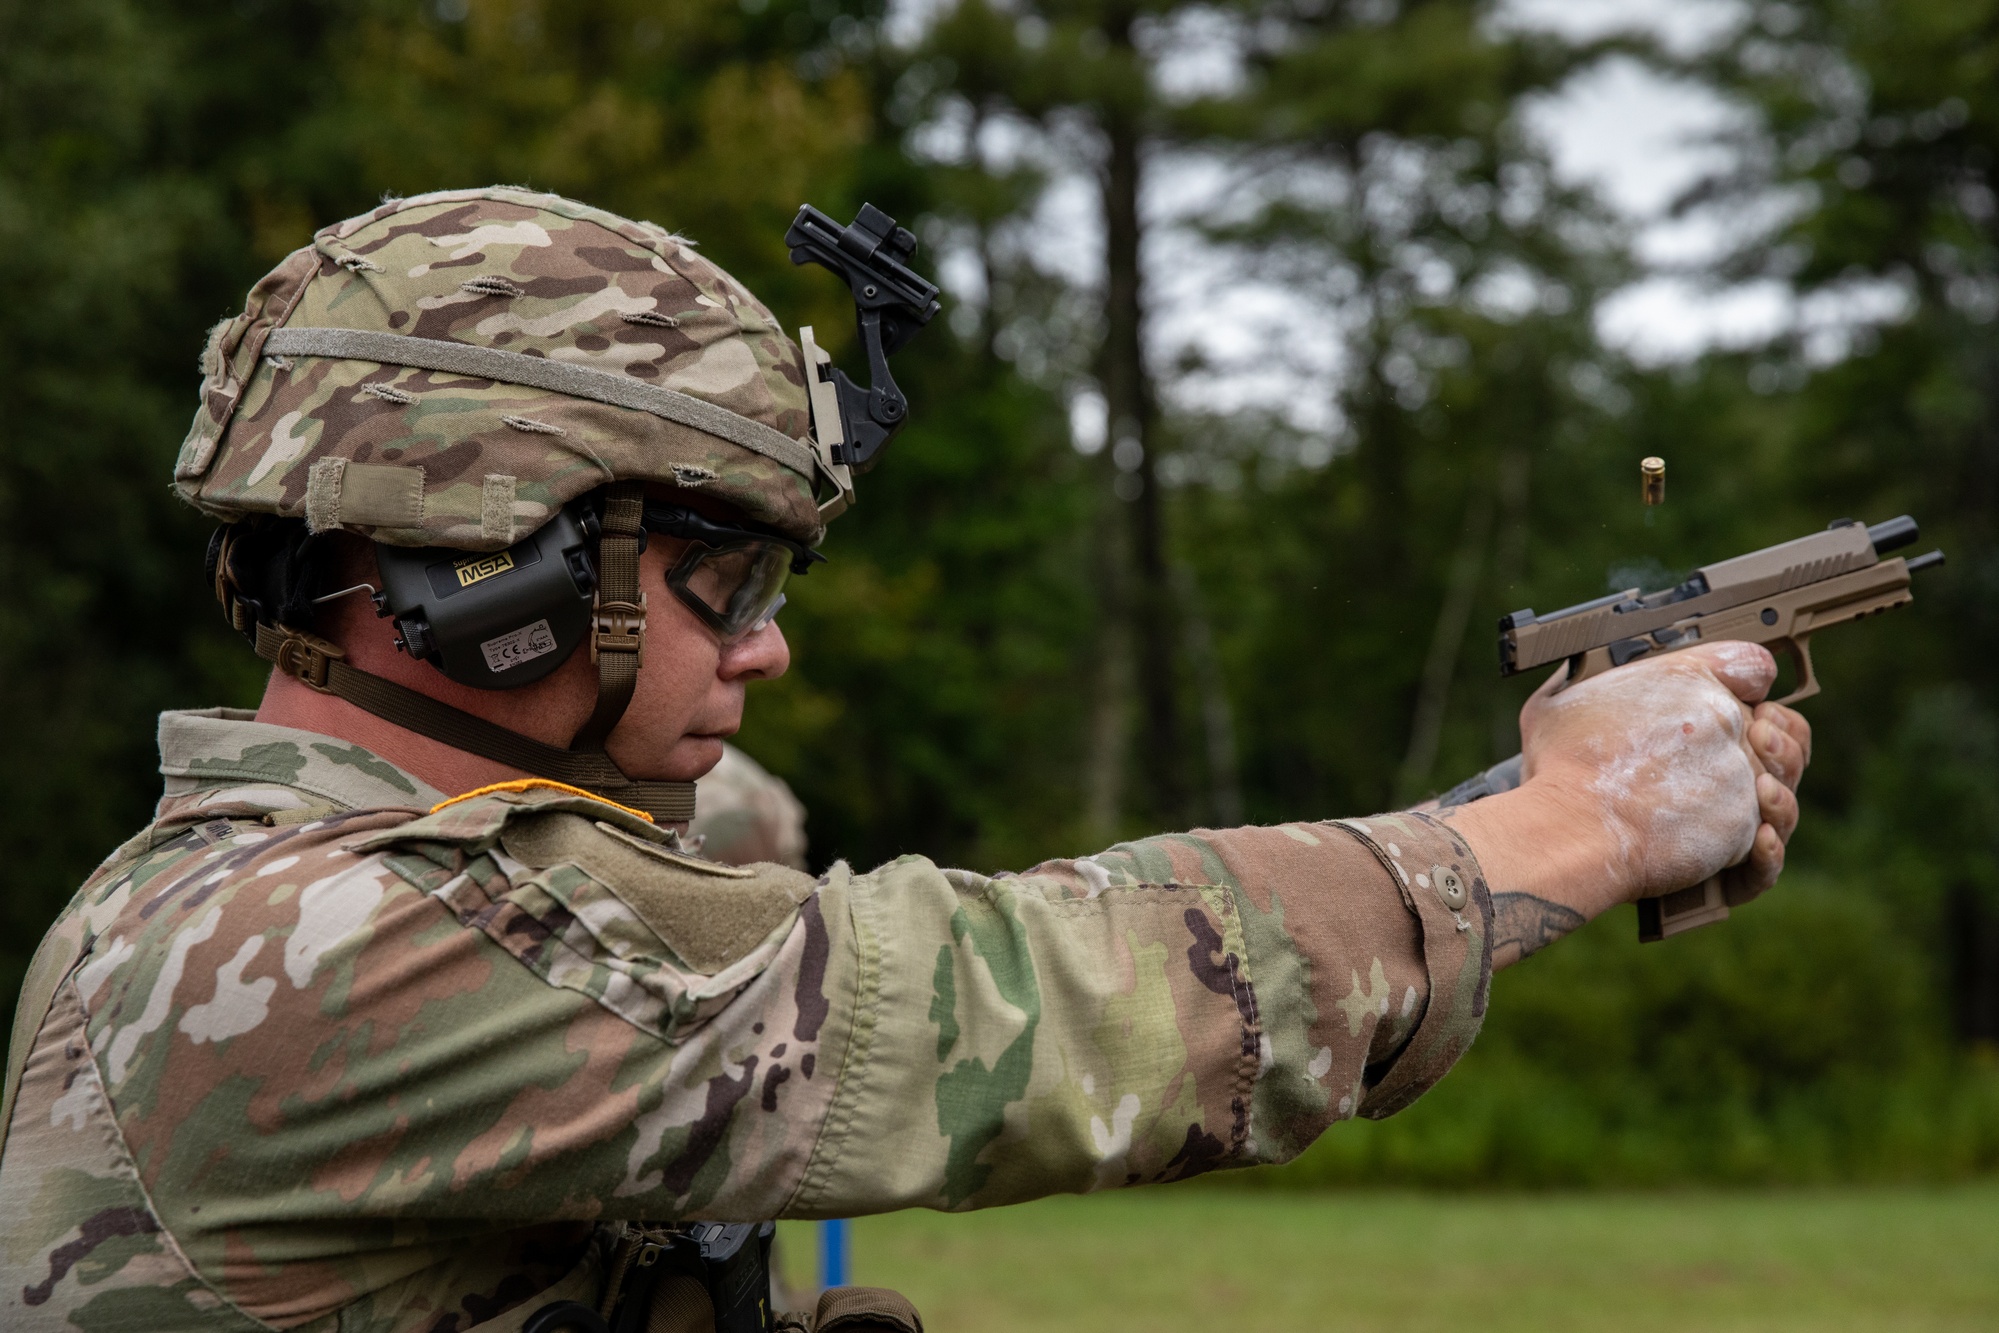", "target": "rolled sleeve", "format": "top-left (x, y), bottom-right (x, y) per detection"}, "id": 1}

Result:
top-left (1330, 812), bottom-right (1493, 1117)
top-left (1185, 811), bottom-right (1492, 1165)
